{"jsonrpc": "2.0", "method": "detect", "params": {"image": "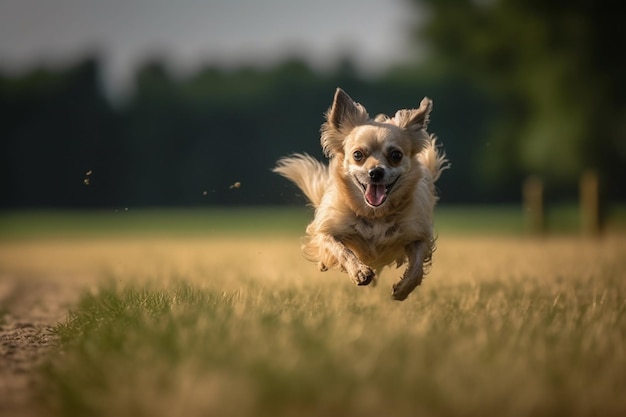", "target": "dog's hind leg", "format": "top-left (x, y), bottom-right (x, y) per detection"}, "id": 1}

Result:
top-left (392, 241), bottom-right (427, 301)
top-left (319, 235), bottom-right (375, 286)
